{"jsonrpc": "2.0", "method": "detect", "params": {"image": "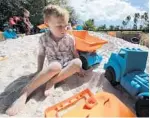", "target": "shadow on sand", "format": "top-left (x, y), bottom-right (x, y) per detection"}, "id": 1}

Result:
top-left (0, 73), bottom-right (46, 114)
